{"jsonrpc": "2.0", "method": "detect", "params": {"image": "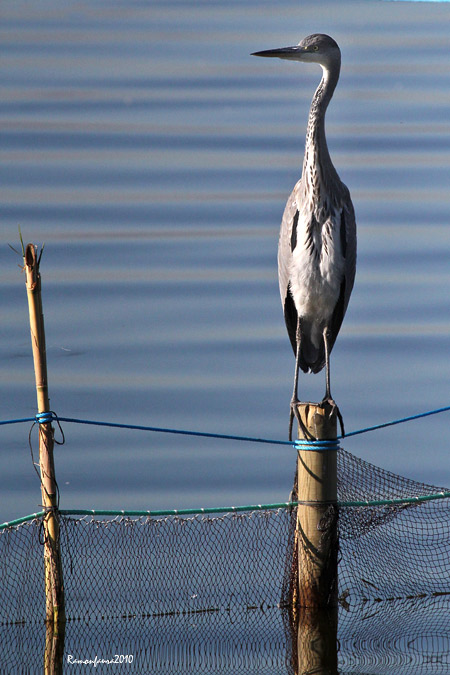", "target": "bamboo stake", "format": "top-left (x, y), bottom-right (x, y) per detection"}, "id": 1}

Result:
top-left (294, 401), bottom-right (339, 609)
top-left (24, 243), bottom-right (65, 626)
